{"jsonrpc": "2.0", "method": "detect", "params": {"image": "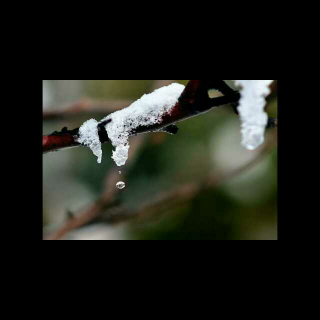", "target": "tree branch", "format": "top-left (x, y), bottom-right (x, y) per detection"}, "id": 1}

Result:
top-left (43, 80), bottom-right (241, 154)
top-left (43, 80), bottom-right (277, 154)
